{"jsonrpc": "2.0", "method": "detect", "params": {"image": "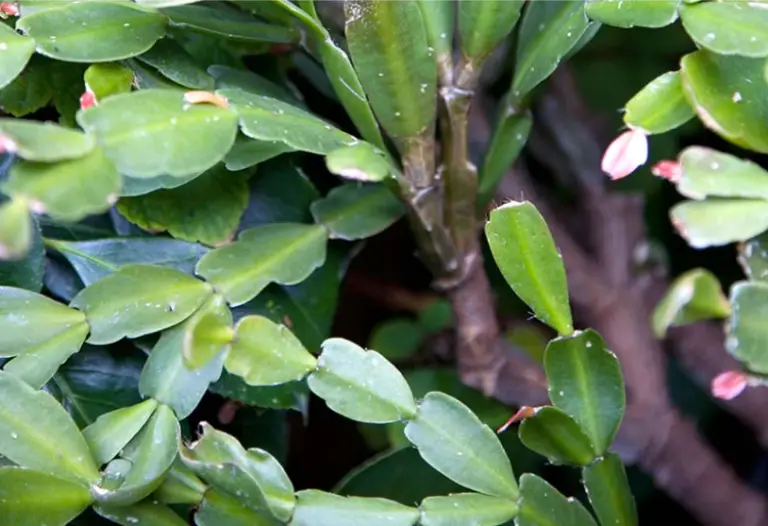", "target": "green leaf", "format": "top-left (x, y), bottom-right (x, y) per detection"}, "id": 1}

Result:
top-left (517, 474), bottom-right (598, 526)
top-left (139, 318), bottom-right (226, 419)
top-left (458, 0), bottom-right (524, 62)
top-left (17, 1), bottom-right (167, 62)
top-left (513, 1), bottom-right (593, 99)
top-left (0, 286), bottom-right (86, 357)
top-left (0, 371), bottom-right (100, 484)
top-left (545, 330), bottom-right (625, 455)
top-left (71, 264), bottom-right (212, 345)
top-left (676, 146), bottom-right (768, 200)
top-left (670, 199), bottom-right (768, 249)
top-left (136, 38), bottom-right (214, 90)
top-left (325, 142), bottom-right (393, 182)
top-left (95, 501), bottom-right (188, 526)
top-left (586, 0), bottom-right (679, 28)
top-left (739, 231), bottom-right (768, 281)
top-left (368, 319), bottom-right (425, 361)
top-left (0, 118), bottom-right (95, 161)
top-left (3, 321), bottom-right (89, 388)
top-left (195, 488), bottom-right (280, 526)
top-left (0, 467), bottom-right (93, 526)
top-left (334, 447), bottom-right (463, 504)
top-left (292, 489), bottom-right (419, 526)
top-left (0, 198), bottom-right (32, 260)
top-left (208, 65), bottom-right (301, 106)
top-left (419, 0), bottom-right (454, 66)
top-left (210, 374), bottom-right (308, 412)
top-left (219, 87), bottom-right (357, 155)
top-left (680, 51), bottom-right (768, 153)
top-left (726, 281), bottom-right (768, 373)
top-left (163, 3), bottom-right (298, 44)
top-left (420, 493), bottom-right (518, 526)
top-left (485, 201), bottom-right (573, 336)
top-left (308, 338), bottom-right (418, 423)
top-left (49, 237), bottom-right (208, 287)
top-left (0, 55), bottom-right (53, 117)
top-left (83, 399), bottom-right (159, 466)
top-left (225, 315), bottom-right (316, 386)
top-left (623, 71), bottom-right (694, 134)
top-left (404, 391), bottom-right (518, 499)
top-left (478, 109), bottom-right (532, 206)
top-left (519, 406), bottom-right (596, 466)
top-left (93, 404), bottom-right (180, 505)
top-left (117, 164), bottom-right (251, 245)
top-left (181, 423), bottom-right (295, 521)
top-left (652, 268), bottom-right (730, 338)
top-left (5, 148), bottom-right (121, 222)
top-left (77, 89), bottom-right (238, 178)
top-left (582, 453), bottom-right (638, 526)
top-left (681, 1), bottom-right (768, 58)
top-left (196, 223), bottom-right (327, 307)
top-left (182, 293), bottom-right (233, 370)
top-left (153, 458), bottom-right (206, 505)
top-left (345, 0), bottom-right (437, 139)
top-left (84, 62), bottom-right (134, 101)
top-left (311, 183), bottom-right (403, 241)
top-left (224, 136), bottom-right (291, 171)
top-left (0, 213), bottom-right (43, 290)
top-left (0, 24), bottom-right (36, 90)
